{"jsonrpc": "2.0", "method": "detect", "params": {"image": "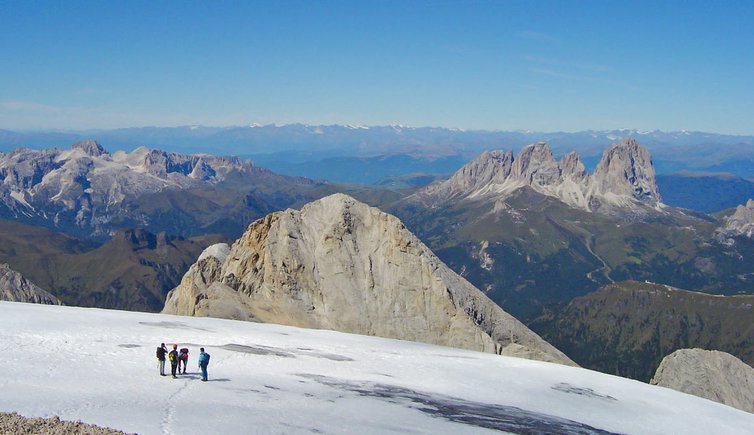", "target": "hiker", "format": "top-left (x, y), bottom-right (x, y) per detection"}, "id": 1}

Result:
top-left (168, 344), bottom-right (180, 378)
top-left (156, 343), bottom-right (167, 376)
top-left (198, 347), bottom-right (210, 381)
top-left (179, 347), bottom-right (189, 374)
